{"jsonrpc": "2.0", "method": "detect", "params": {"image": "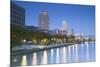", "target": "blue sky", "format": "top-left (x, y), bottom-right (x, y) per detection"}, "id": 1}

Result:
top-left (12, 1), bottom-right (95, 36)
